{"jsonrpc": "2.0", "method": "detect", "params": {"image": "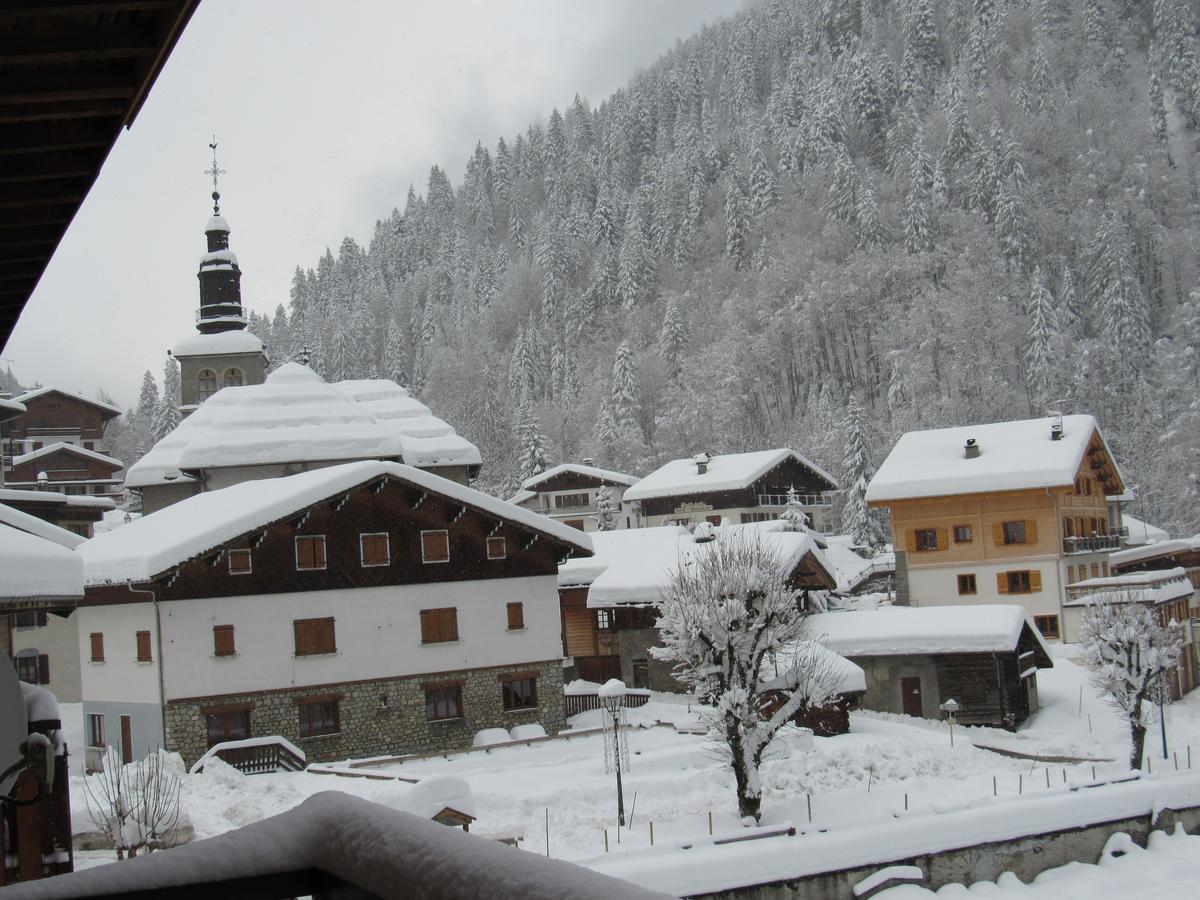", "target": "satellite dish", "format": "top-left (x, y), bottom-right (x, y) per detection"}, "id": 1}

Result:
top-left (0, 652), bottom-right (28, 794)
